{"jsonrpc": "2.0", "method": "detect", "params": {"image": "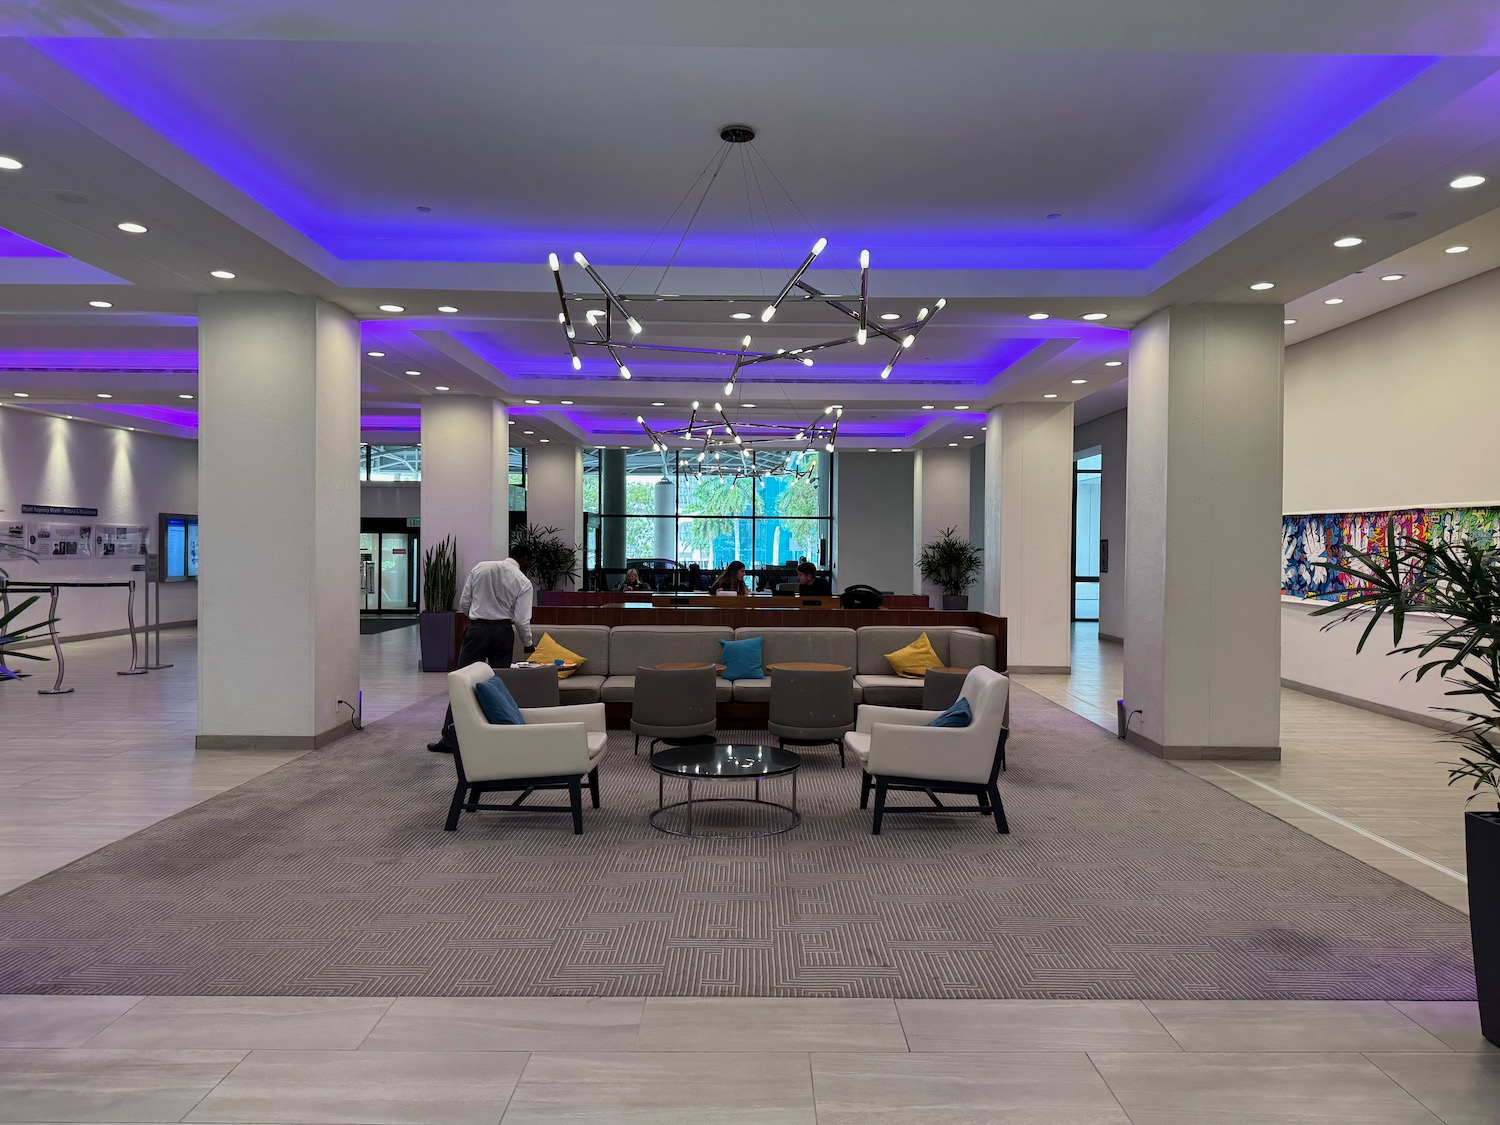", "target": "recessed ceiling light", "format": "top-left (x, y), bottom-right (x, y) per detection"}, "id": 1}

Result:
top-left (948, 442), bottom-right (959, 447)
top-left (1081, 312), bottom-right (1108, 321)
top-left (651, 401), bottom-right (665, 406)
top-left (179, 393), bottom-right (194, 399)
top-left (1071, 378), bottom-right (1087, 384)
top-left (127, 427), bottom-right (135, 432)
top-left (404, 369), bottom-right (421, 376)
top-left (524, 398), bottom-right (541, 404)
top-left (1324, 298), bottom-right (1344, 305)
top-left (522, 430), bottom-right (535, 435)
top-left (540, 438), bottom-right (551, 443)
top-left (1380, 273), bottom-right (1405, 281)
top-left (1043, 393), bottom-right (1058, 399)
top-left (1283, 319), bottom-right (1297, 325)
top-left (88, 300), bottom-right (112, 308)
top-left (867, 448), bottom-right (877, 452)
top-left (437, 305), bottom-right (459, 313)
top-left (560, 399), bottom-right (574, 404)
top-left (731, 312), bottom-right (752, 320)
top-left (366, 351), bottom-right (385, 357)
top-left (1445, 245), bottom-right (1470, 254)
top-left (1332, 236), bottom-right (1363, 248)
top-left (209, 269), bottom-right (236, 279)
top-left (65, 415), bottom-right (73, 420)
top-left (879, 312), bottom-right (902, 321)
top-left (1027, 312), bottom-right (1050, 320)
top-left (378, 304), bottom-right (405, 312)
top-left (116, 221), bottom-right (148, 234)
top-left (508, 420), bottom-right (515, 425)
top-left (1248, 281), bottom-right (1276, 290)
top-left (434, 385), bottom-right (449, 391)
top-left (13, 392), bottom-right (29, 398)
top-left (954, 405), bottom-right (970, 410)
top-left (96, 393), bottom-right (112, 398)
top-left (0, 156), bottom-right (23, 170)
top-left (921, 404), bottom-right (934, 410)
top-left (1450, 174), bottom-right (1487, 189)
top-left (743, 403), bottom-right (757, 408)
top-left (1105, 360), bottom-right (1123, 367)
